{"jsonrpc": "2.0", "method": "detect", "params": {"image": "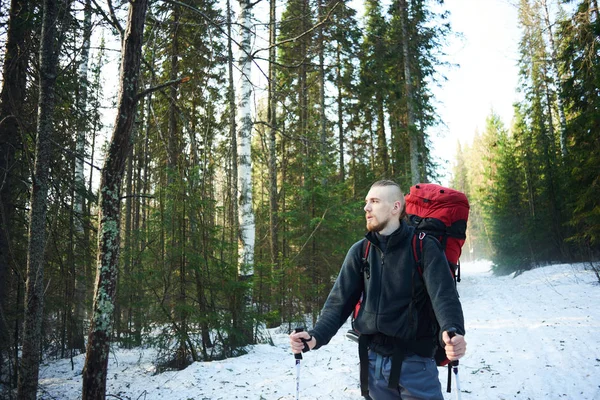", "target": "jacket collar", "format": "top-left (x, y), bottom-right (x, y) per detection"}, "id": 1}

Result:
top-left (365, 219), bottom-right (413, 252)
